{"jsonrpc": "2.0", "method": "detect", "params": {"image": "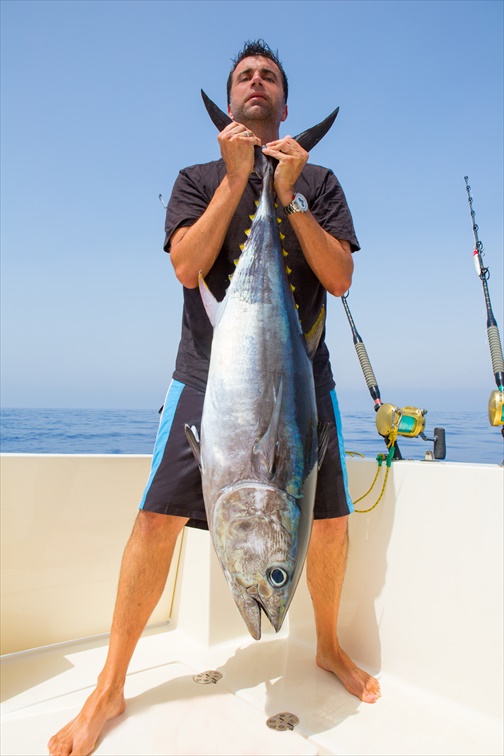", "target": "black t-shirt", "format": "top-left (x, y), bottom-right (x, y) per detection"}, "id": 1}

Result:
top-left (164, 158), bottom-right (359, 395)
